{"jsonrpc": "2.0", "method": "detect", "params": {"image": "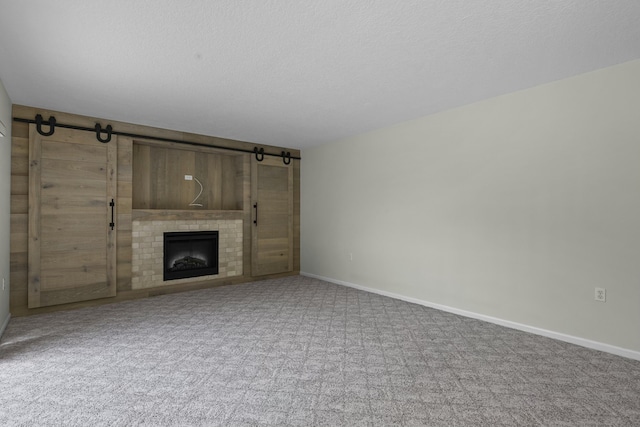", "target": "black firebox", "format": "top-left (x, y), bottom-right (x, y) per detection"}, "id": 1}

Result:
top-left (163, 231), bottom-right (219, 281)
